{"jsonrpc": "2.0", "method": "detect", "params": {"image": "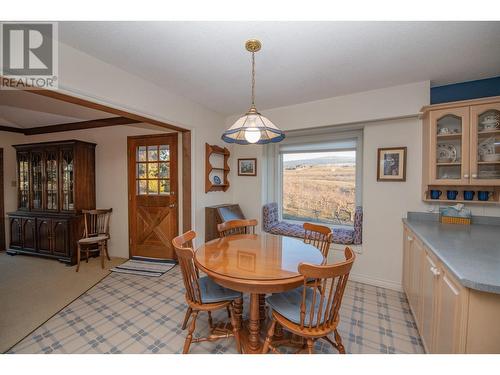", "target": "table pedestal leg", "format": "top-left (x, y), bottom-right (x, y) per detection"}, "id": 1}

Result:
top-left (259, 294), bottom-right (266, 322)
top-left (234, 297), bottom-right (243, 329)
top-left (240, 293), bottom-right (262, 353)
